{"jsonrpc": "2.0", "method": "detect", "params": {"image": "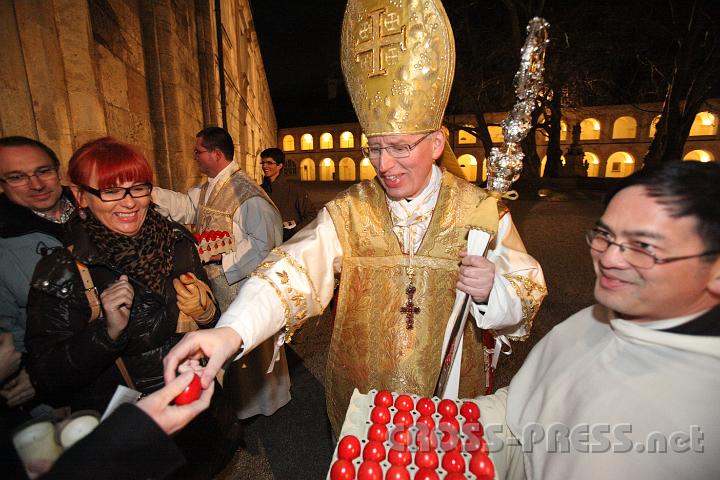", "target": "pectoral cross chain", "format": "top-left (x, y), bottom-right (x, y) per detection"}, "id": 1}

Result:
top-left (400, 284), bottom-right (420, 329)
